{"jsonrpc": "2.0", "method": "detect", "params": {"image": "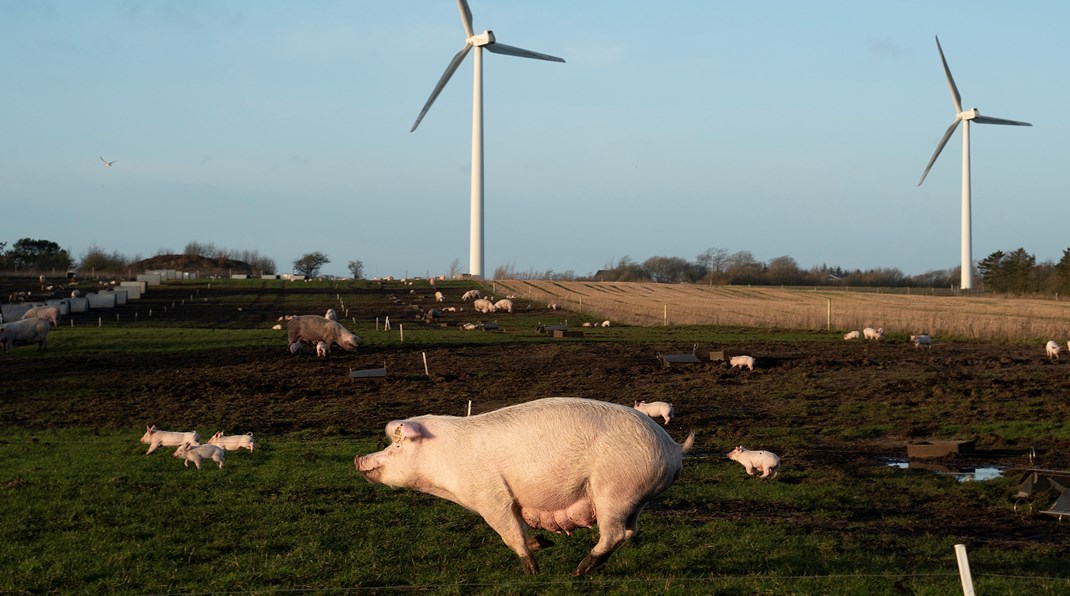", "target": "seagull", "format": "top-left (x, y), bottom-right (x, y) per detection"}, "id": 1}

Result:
top-left (100, 156), bottom-right (117, 167)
